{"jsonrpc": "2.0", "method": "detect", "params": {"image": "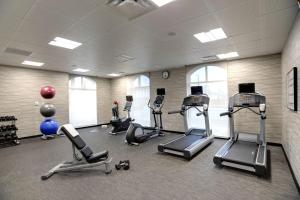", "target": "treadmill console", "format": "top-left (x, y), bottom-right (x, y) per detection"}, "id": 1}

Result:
top-left (231, 93), bottom-right (266, 108)
top-left (124, 96), bottom-right (133, 111)
top-left (230, 83), bottom-right (266, 108)
top-left (182, 95), bottom-right (209, 107)
top-left (152, 88), bottom-right (165, 112)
